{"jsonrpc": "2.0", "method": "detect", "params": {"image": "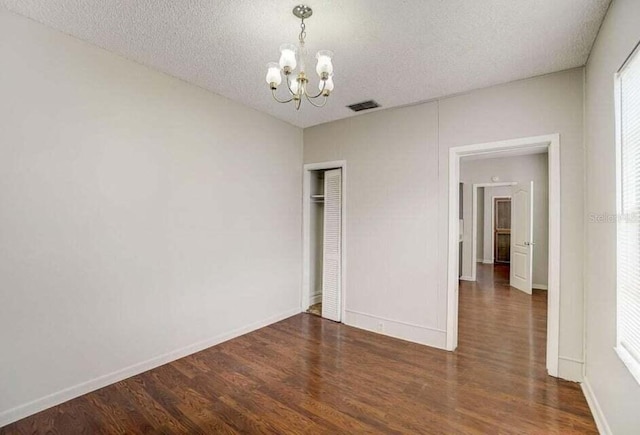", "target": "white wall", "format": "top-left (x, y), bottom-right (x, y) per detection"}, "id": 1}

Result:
top-left (460, 153), bottom-right (549, 287)
top-left (583, 0), bottom-right (640, 433)
top-left (305, 103), bottom-right (443, 345)
top-left (0, 9), bottom-right (302, 426)
top-left (305, 67), bottom-right (585, 380)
